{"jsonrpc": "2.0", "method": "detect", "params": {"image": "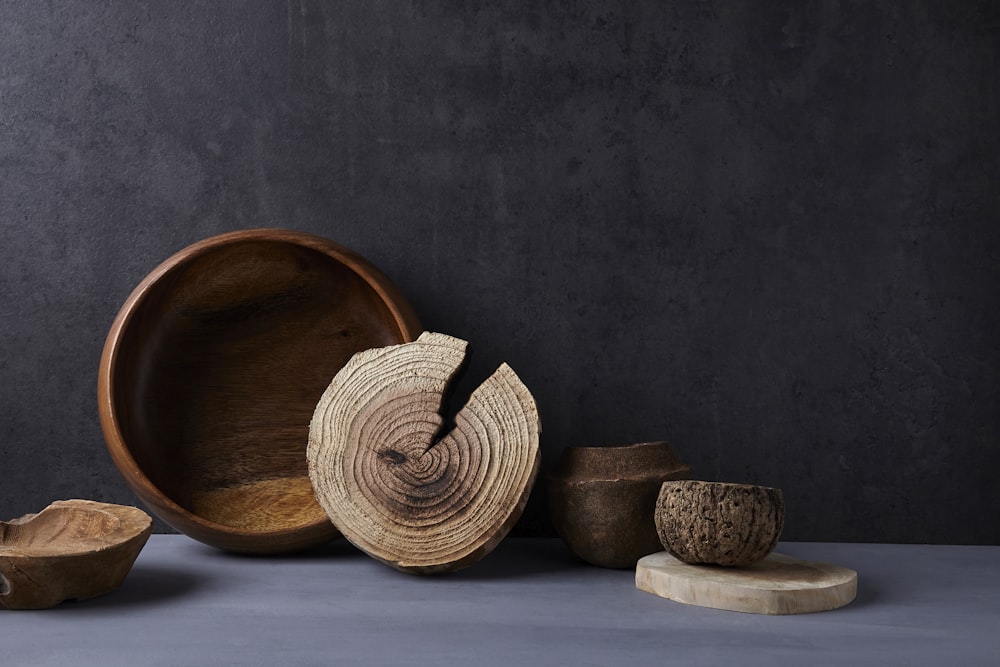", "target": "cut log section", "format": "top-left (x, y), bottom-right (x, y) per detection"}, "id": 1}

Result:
top-left (307, 332), bottom-right (541, 574)
top-left (636, 551), bottom-right (858, 615)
